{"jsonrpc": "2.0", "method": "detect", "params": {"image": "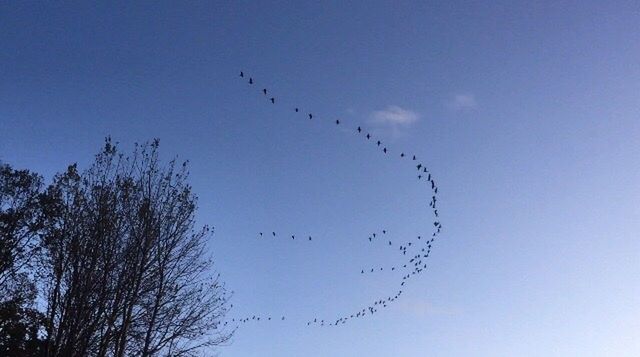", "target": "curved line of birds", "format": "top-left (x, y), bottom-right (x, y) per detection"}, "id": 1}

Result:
top-left (225, 71), bottom-right (443, 328)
